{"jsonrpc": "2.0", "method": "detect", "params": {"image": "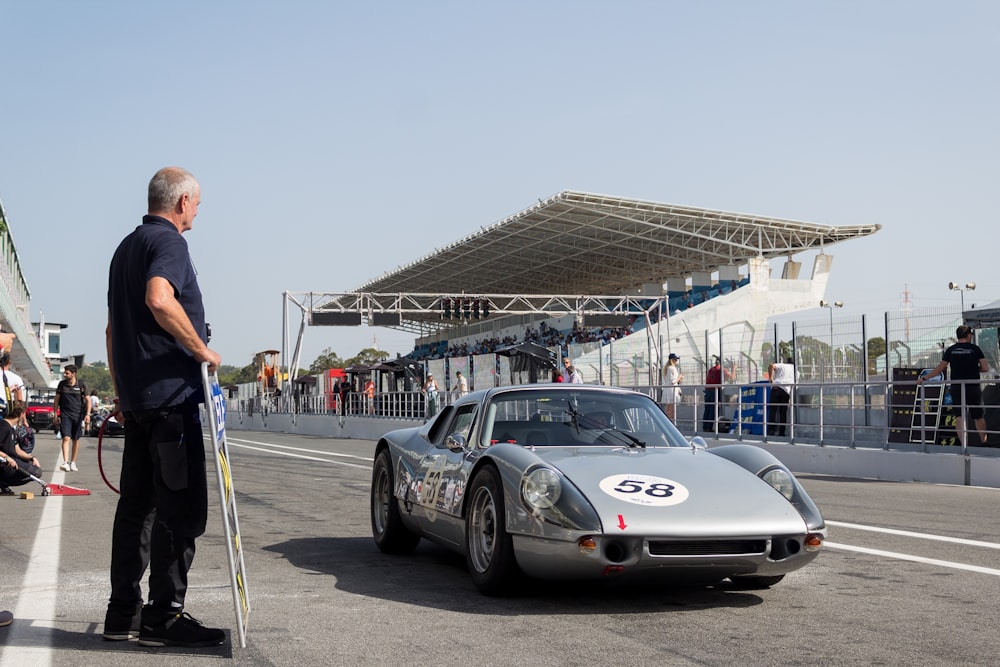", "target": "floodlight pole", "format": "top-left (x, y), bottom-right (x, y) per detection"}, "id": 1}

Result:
top-left (820, 300), bottom-right (843, 381)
